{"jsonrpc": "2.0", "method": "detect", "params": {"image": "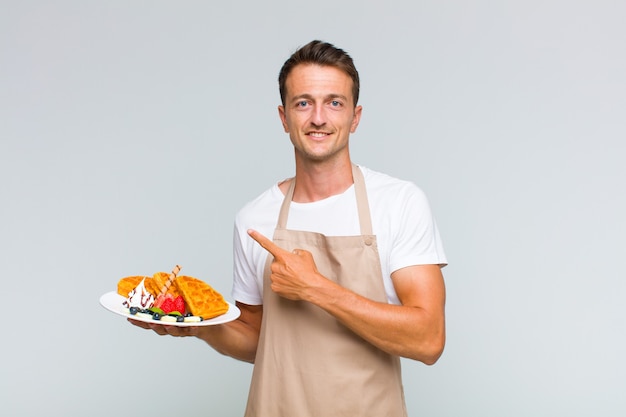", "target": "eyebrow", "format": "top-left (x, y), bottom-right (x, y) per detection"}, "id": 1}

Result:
top-left (290, 93), bottom-right (349, 104)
